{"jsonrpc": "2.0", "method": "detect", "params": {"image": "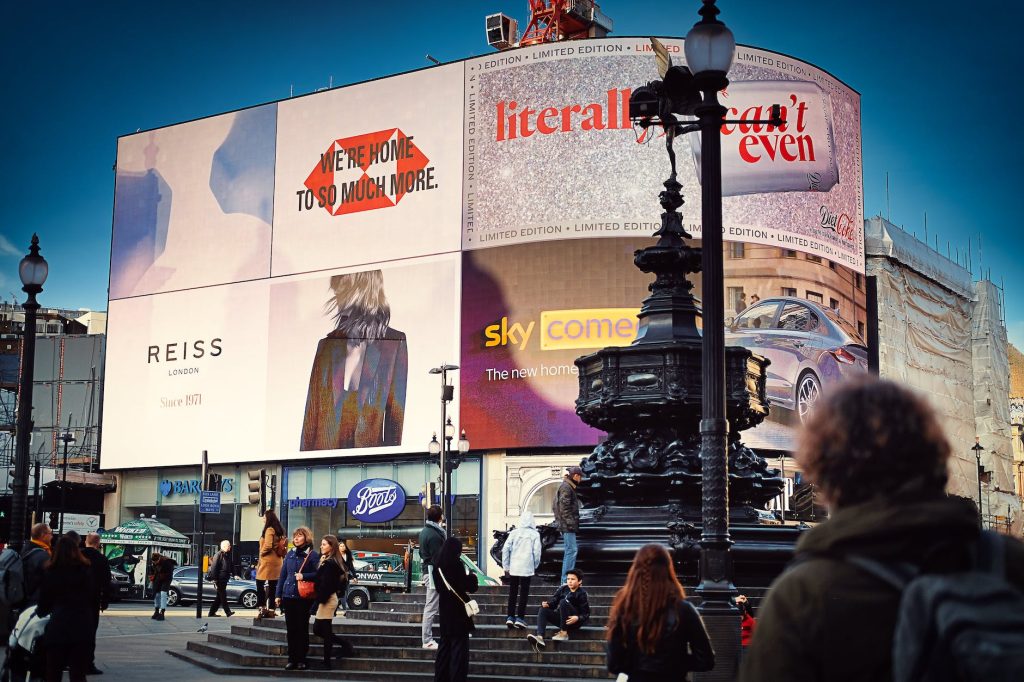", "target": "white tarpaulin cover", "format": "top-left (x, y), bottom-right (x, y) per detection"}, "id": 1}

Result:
top-left (972, 279), bottom-right (1019, 521)
top-left (866, 218), bottom-right (978, 500)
